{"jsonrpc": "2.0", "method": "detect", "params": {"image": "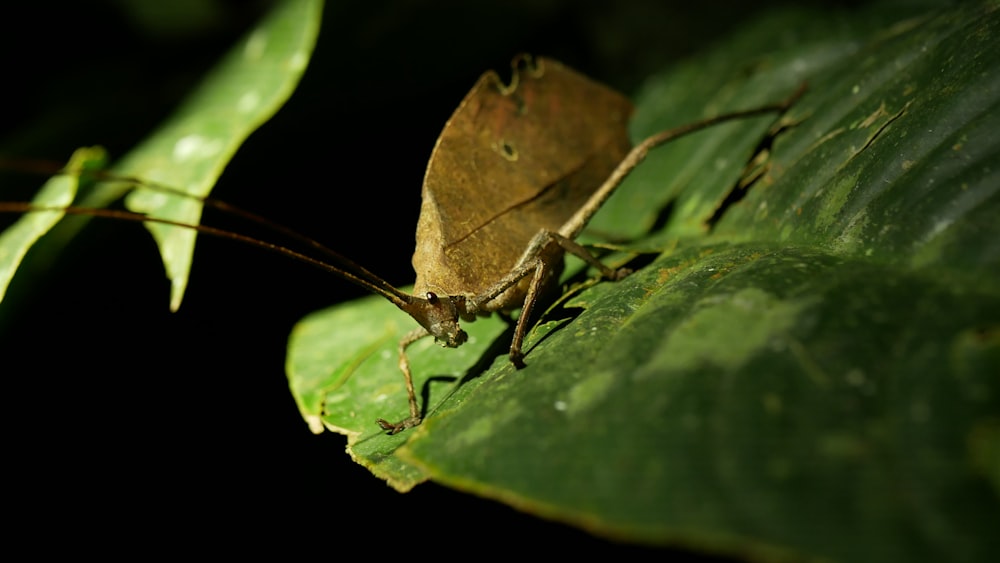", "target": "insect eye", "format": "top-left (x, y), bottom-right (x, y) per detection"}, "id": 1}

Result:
top-left (426, 292), bottom-right (438, 304)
